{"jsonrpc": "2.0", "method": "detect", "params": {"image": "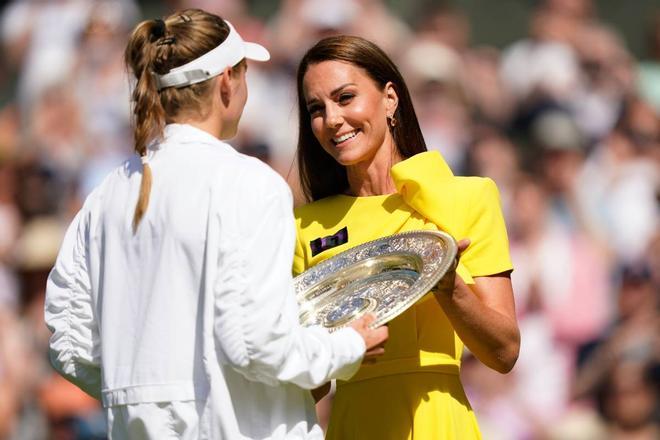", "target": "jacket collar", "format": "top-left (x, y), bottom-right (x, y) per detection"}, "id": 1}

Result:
top-left (150, 123), bottom-right (237, 155)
